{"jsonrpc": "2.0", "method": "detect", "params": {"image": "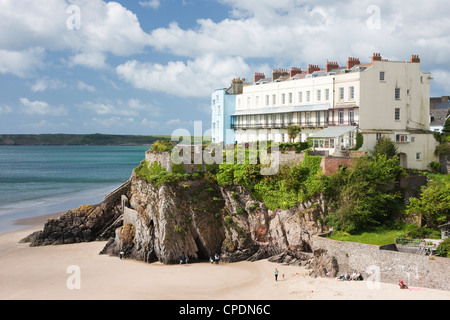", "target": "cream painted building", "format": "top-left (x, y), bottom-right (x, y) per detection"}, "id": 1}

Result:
top-left (214, 53), bottom-right (439, 170)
